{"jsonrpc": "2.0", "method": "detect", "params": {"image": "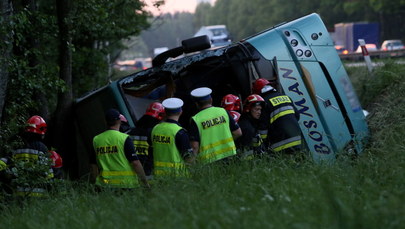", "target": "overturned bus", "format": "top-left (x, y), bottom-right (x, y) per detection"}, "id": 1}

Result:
top-left (73, 13), bottom-right (369, 179)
